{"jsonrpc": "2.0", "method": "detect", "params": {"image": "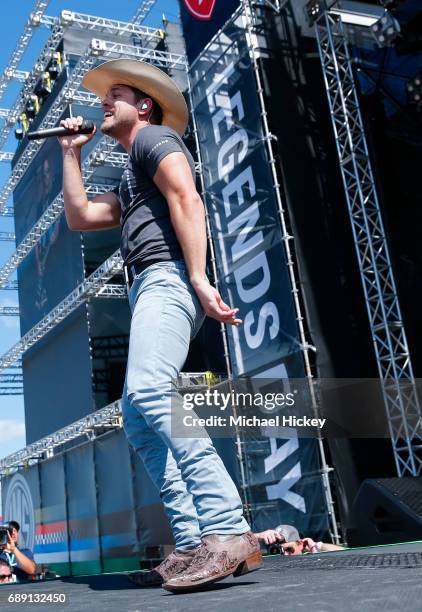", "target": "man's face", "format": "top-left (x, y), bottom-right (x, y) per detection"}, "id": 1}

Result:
top-left (100, 84), bottom-right (140, 137)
